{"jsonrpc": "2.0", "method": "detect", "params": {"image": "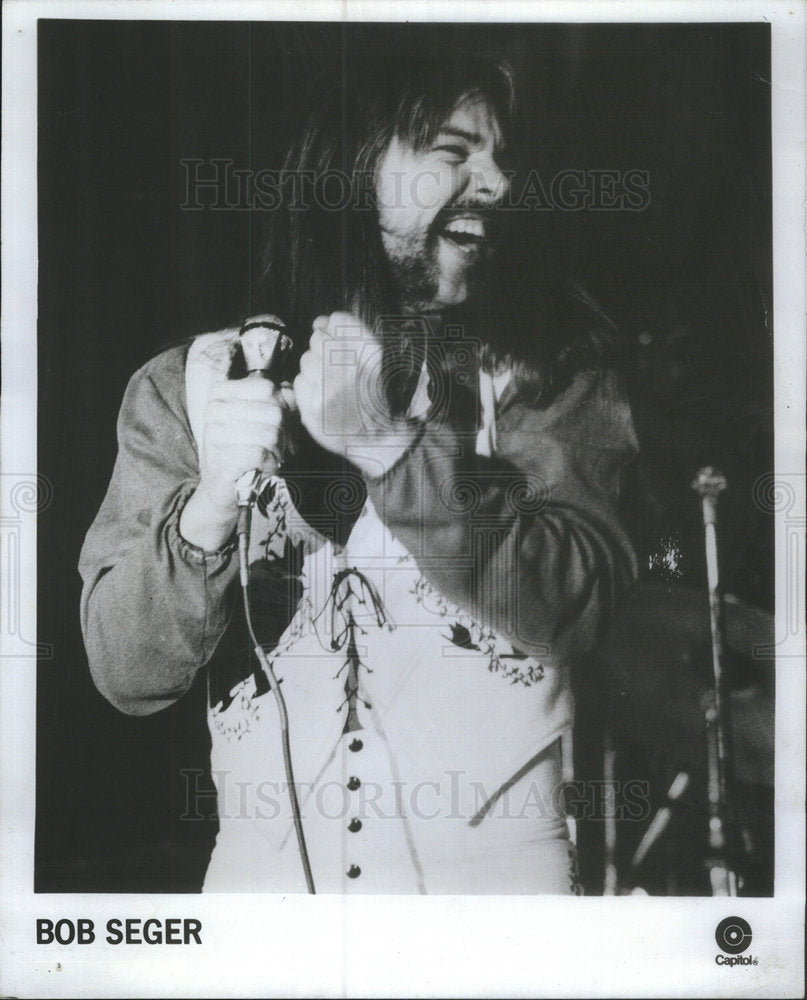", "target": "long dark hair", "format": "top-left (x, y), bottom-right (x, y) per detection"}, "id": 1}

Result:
top-left (257, 44), bottom-right (619, 405)
top-left (258, 47), bottom-right (516, 349)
